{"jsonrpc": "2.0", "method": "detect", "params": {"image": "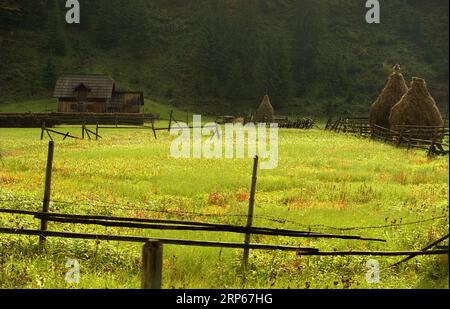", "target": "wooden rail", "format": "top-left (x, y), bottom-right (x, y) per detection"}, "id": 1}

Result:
top-left (326, 117), bottom-right (449, 157)
top-left (1, 112), bottom-right (158, 128)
